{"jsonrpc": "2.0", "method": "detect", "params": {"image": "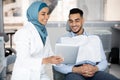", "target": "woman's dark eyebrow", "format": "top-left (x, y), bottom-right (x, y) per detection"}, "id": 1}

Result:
top-left (41, 12), bottom-right (46, 14)
top-left (41, 11), bottom-right (49, 14)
